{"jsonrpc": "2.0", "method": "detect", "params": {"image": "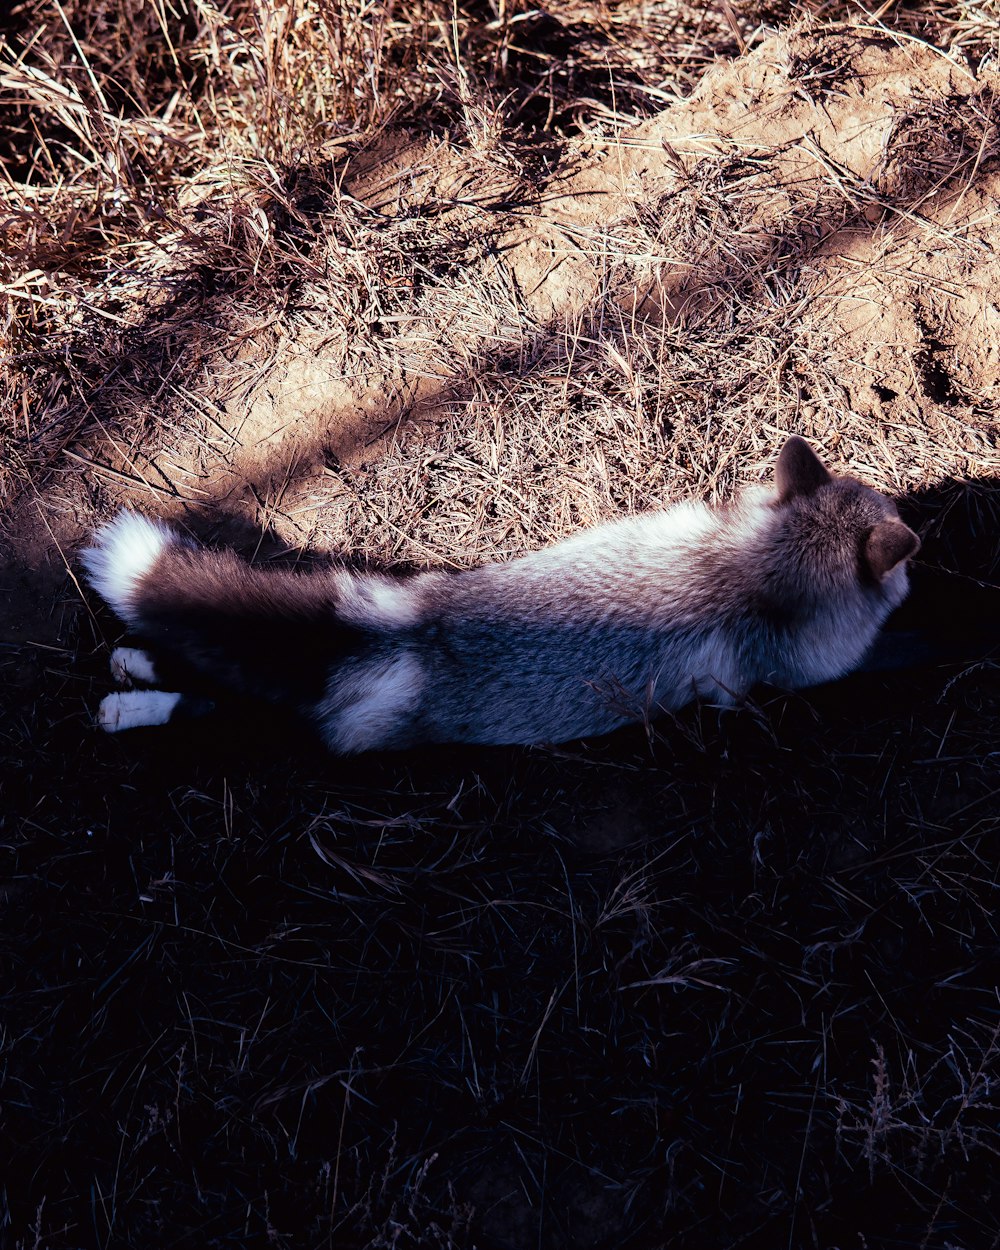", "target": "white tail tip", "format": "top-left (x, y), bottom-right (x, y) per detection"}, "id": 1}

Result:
top-left (80, 512), bottom-right (176, 622)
